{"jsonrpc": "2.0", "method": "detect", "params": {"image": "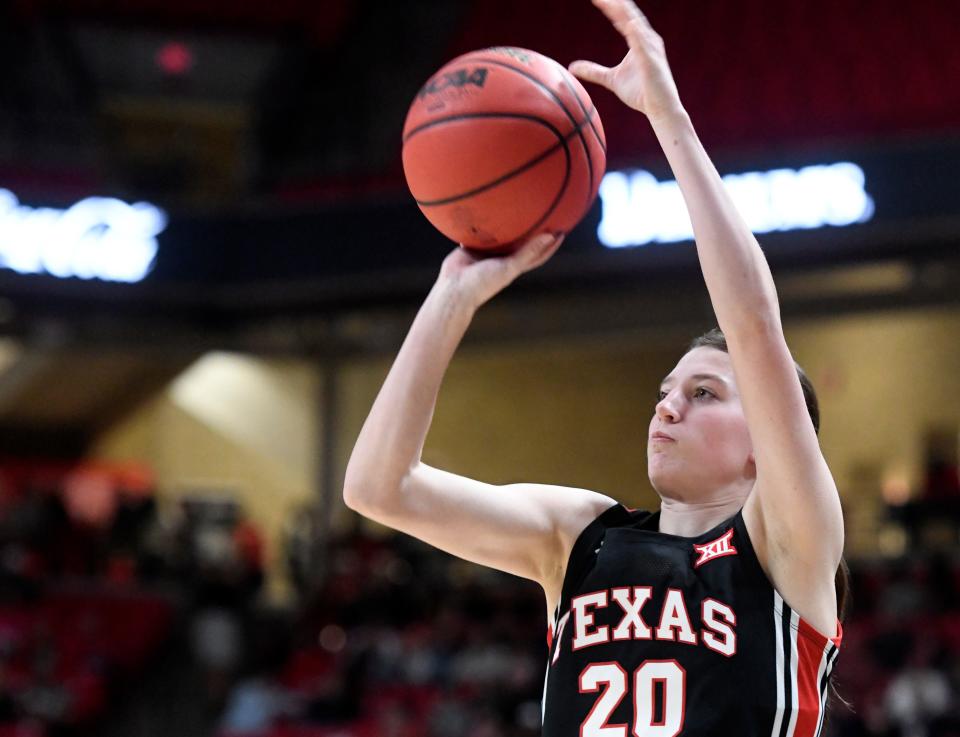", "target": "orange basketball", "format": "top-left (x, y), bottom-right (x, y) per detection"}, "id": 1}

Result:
top-left (402, 47), bottom-right (606, 251)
